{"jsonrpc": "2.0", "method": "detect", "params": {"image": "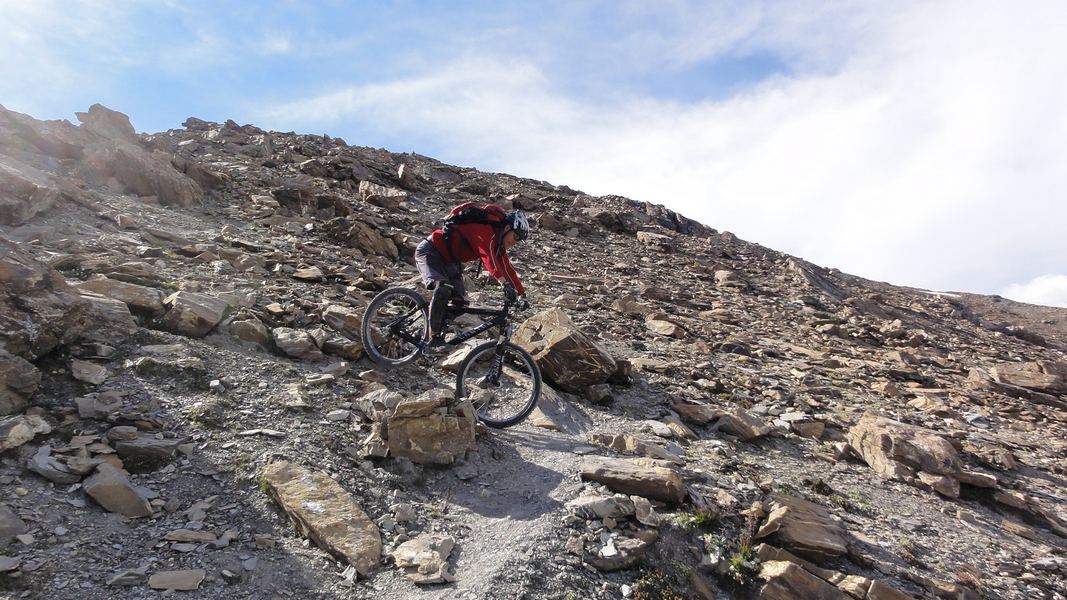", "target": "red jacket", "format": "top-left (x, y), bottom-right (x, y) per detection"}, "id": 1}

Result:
top-left (430, 221), bottom-right (525, 295)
